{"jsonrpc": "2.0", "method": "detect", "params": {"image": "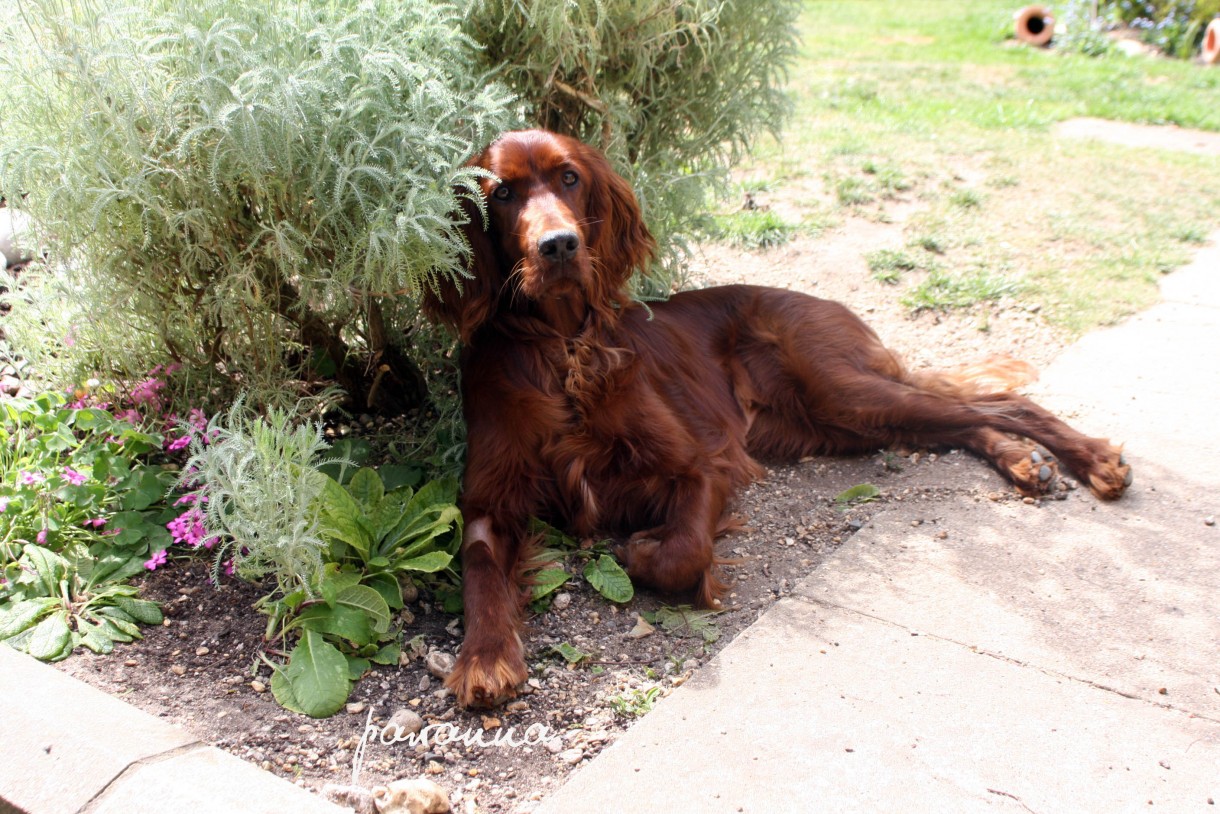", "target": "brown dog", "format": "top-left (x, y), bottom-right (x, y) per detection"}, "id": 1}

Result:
top-left (423, 129), bottom-right (1131, 707)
